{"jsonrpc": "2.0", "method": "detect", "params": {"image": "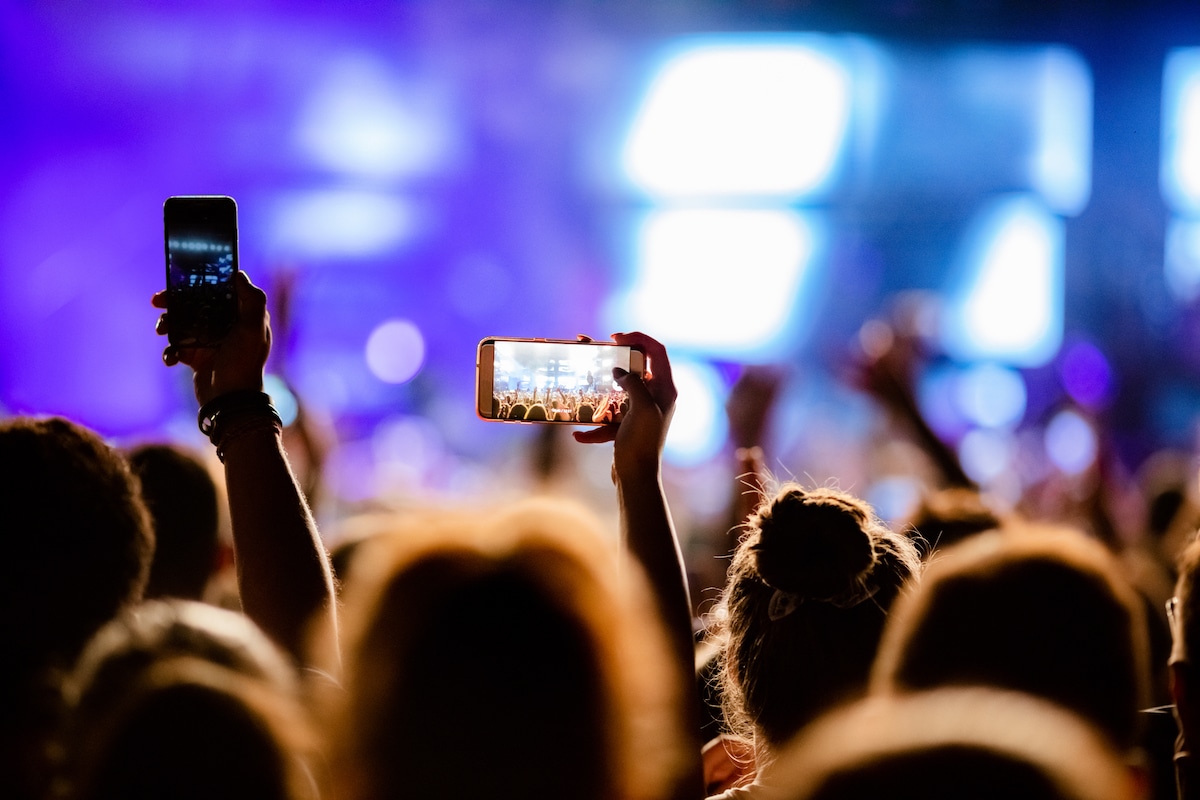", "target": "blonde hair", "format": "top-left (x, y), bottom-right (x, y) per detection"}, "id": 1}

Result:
top-left (871, 524), bottom-right (1150, 751)
top-left (765, 687), bottom-right (1139, 800)
top-left (322, 497), bottom-right (686, 800)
